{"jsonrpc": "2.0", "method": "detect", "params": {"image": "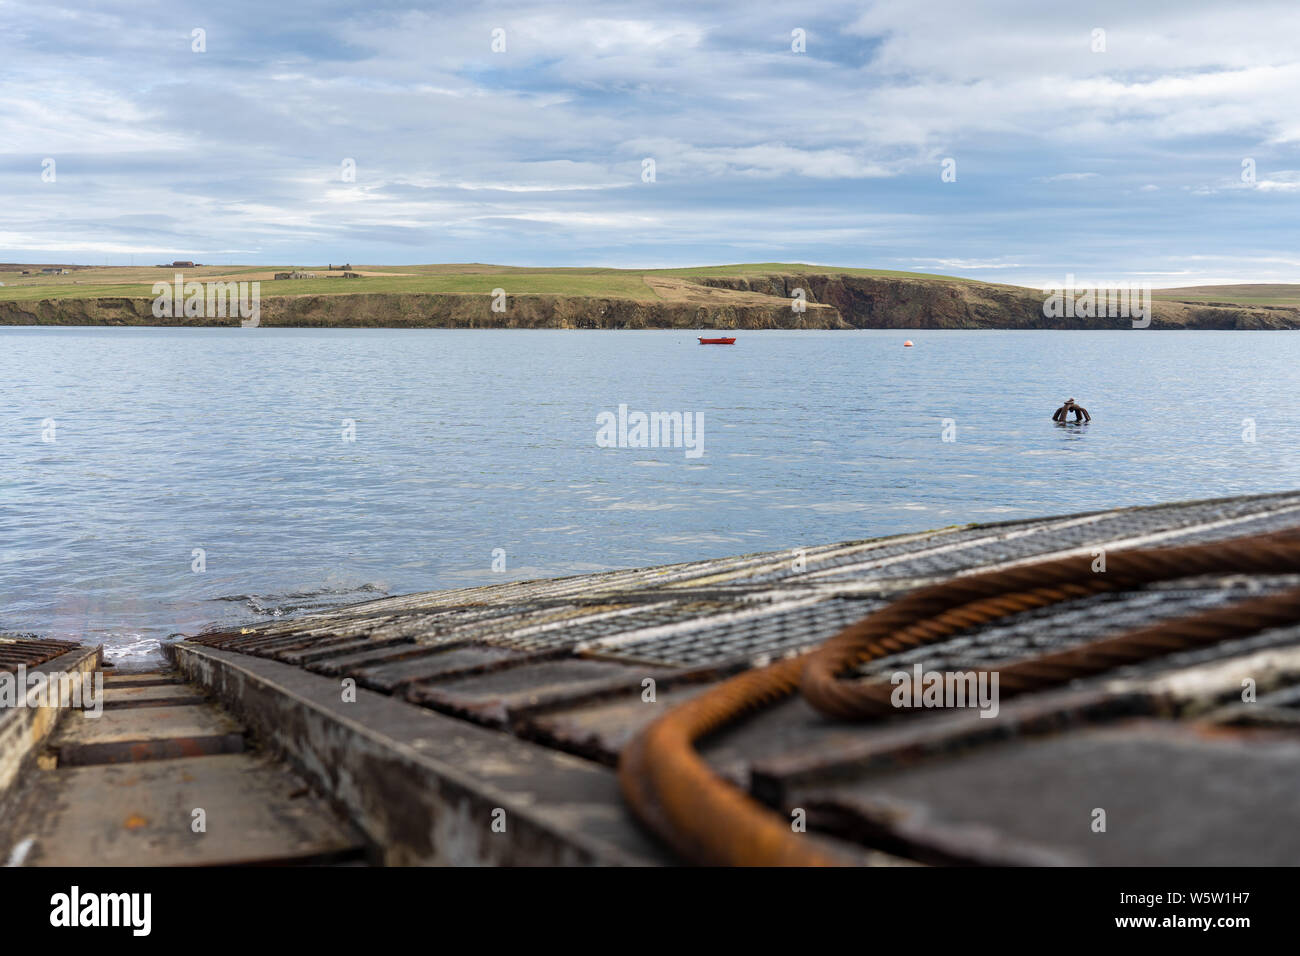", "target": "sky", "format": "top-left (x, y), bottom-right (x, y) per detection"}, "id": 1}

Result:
top-left (2, 0), bottom-right (1299, 287)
